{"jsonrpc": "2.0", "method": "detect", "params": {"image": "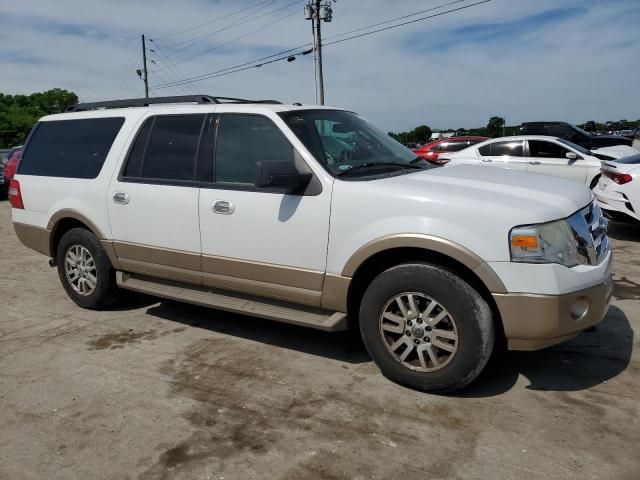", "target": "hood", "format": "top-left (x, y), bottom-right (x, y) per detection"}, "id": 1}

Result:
top-left (380, 165), bottom-right (592, 223)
